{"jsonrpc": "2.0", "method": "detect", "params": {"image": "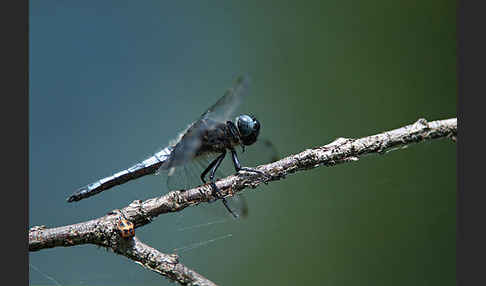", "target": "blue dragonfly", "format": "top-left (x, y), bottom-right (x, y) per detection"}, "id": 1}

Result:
top-left (67, 75), bottom-right (275, 218)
